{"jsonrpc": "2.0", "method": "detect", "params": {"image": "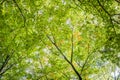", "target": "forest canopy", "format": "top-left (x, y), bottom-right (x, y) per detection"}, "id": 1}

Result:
top-left (0, 0), bottom-right (120, 80)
